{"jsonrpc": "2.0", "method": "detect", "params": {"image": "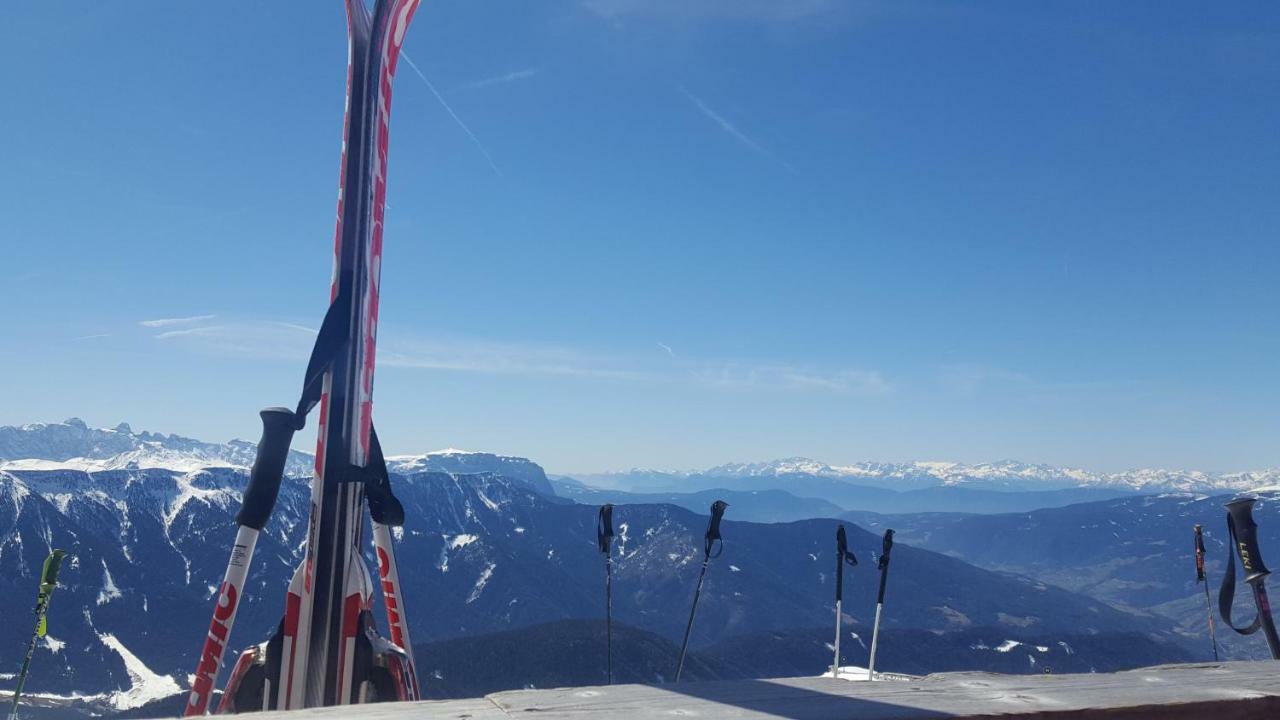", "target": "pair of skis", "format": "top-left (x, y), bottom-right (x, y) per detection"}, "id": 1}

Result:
top-left (186, 0), bottom-right (423, 713)
top-left (9, 550), bottom-right (67, 720)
